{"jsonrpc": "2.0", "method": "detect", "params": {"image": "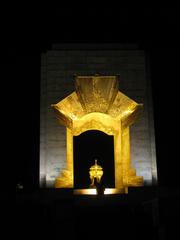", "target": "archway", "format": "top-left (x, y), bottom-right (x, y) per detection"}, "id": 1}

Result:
top-left (52, 75), bottom-right (144, 192)
top-left (73, 130), bottom-right (115, 189)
